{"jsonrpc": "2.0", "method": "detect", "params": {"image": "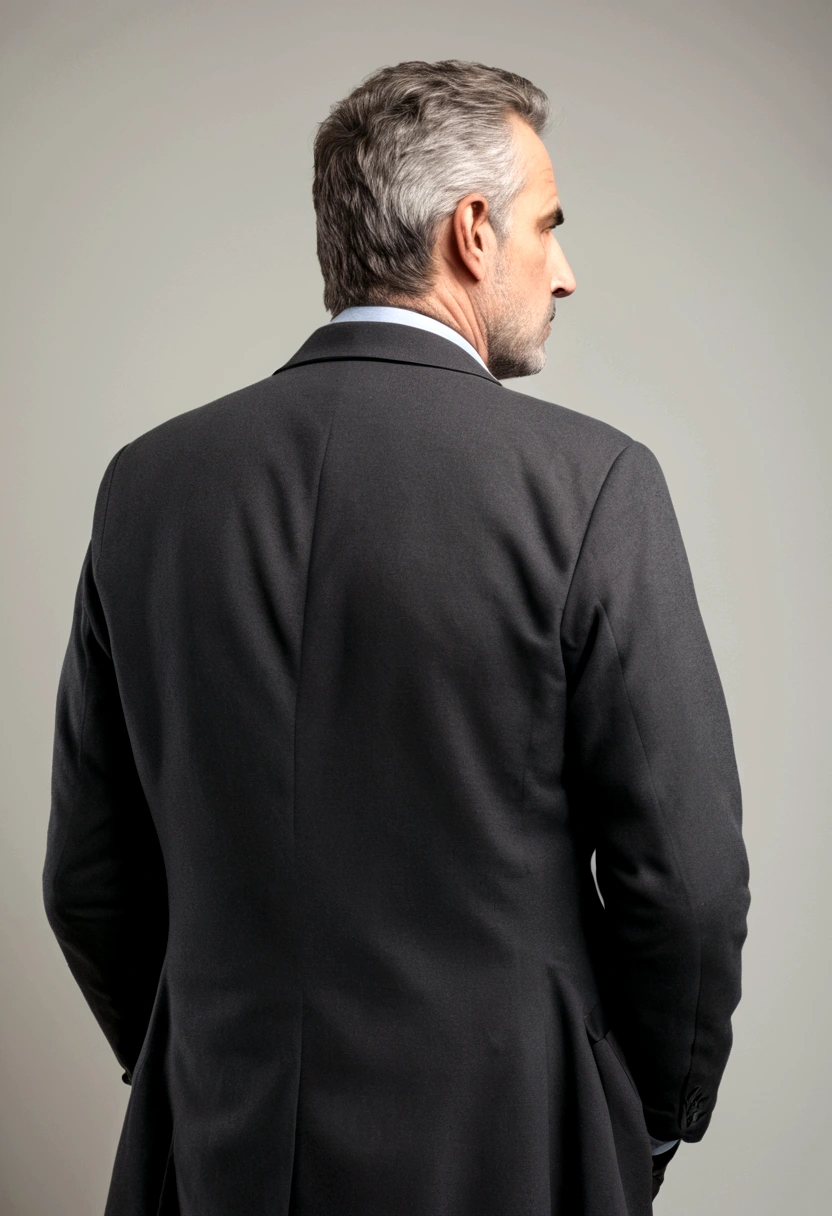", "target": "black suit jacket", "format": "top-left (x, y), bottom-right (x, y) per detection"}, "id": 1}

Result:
top-left (43, 320), bottom-right (750, 1215)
